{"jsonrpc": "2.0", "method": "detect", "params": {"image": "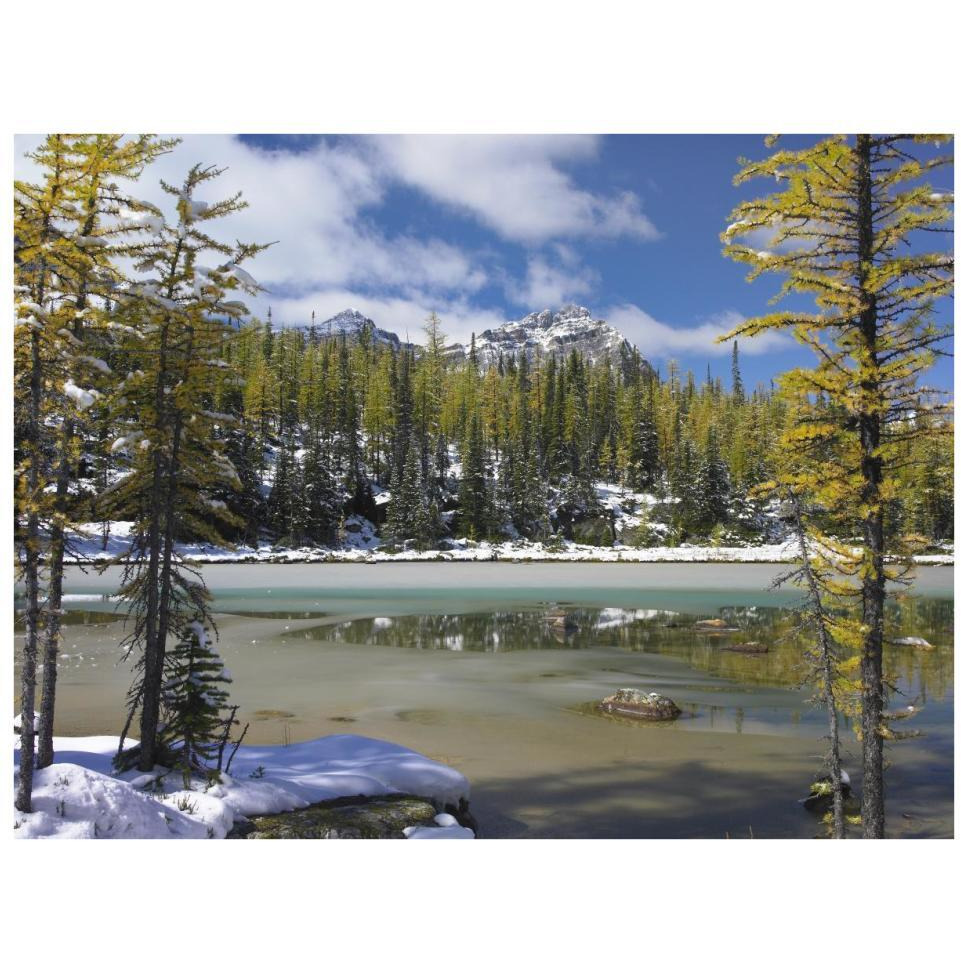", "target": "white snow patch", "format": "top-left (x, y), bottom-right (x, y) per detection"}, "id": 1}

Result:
top-left (64, 380), bottom-right (97, 409)
top-left (14, 734), bottom-right (470, 840)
